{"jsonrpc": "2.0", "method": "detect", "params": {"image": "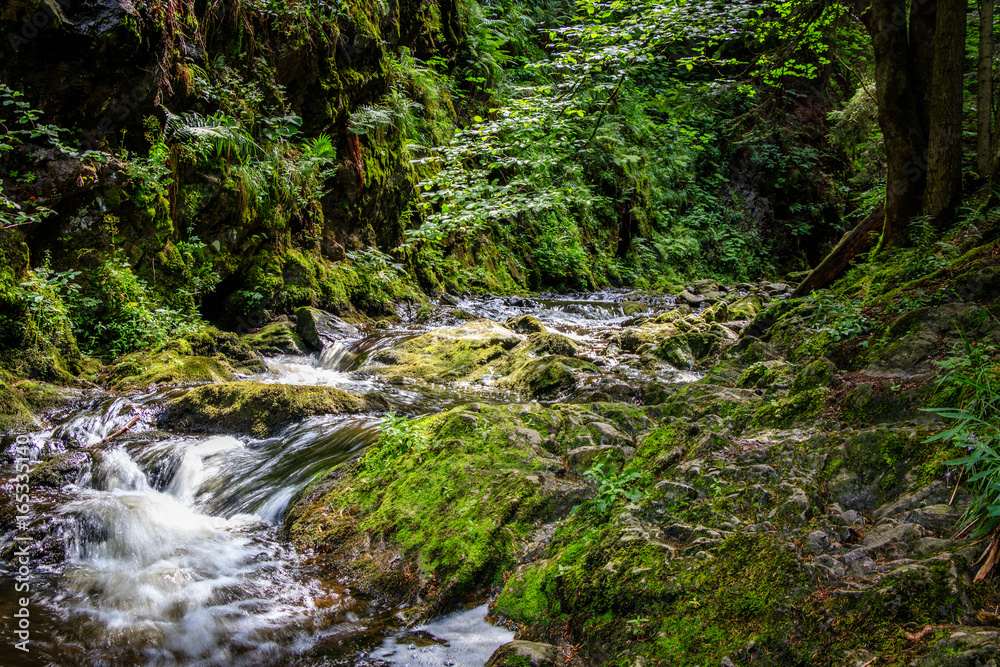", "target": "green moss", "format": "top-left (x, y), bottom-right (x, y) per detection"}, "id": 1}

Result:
top-left (752, 388), bottom-right (829, 430)
top-left (159, 381), bottom-right (384, 436)
top-left (243, 321), bottom-right (306, 355)
top-left (523, 332), bottom-right (578, 357)
top-left (285, 404), bottom-right (587, 614)
top-left (0, 380), bottom-right (37, 434)
top-left (499, 356), bottom-right (599, 397)
top-left (104, 349), bottom-right (236, 391)
top-left (737, 360), bottom-right (792, 390)
top-left (790, 357), bottom-right (837, 394)
top-left (368, 320), bottom-right (522, 382)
